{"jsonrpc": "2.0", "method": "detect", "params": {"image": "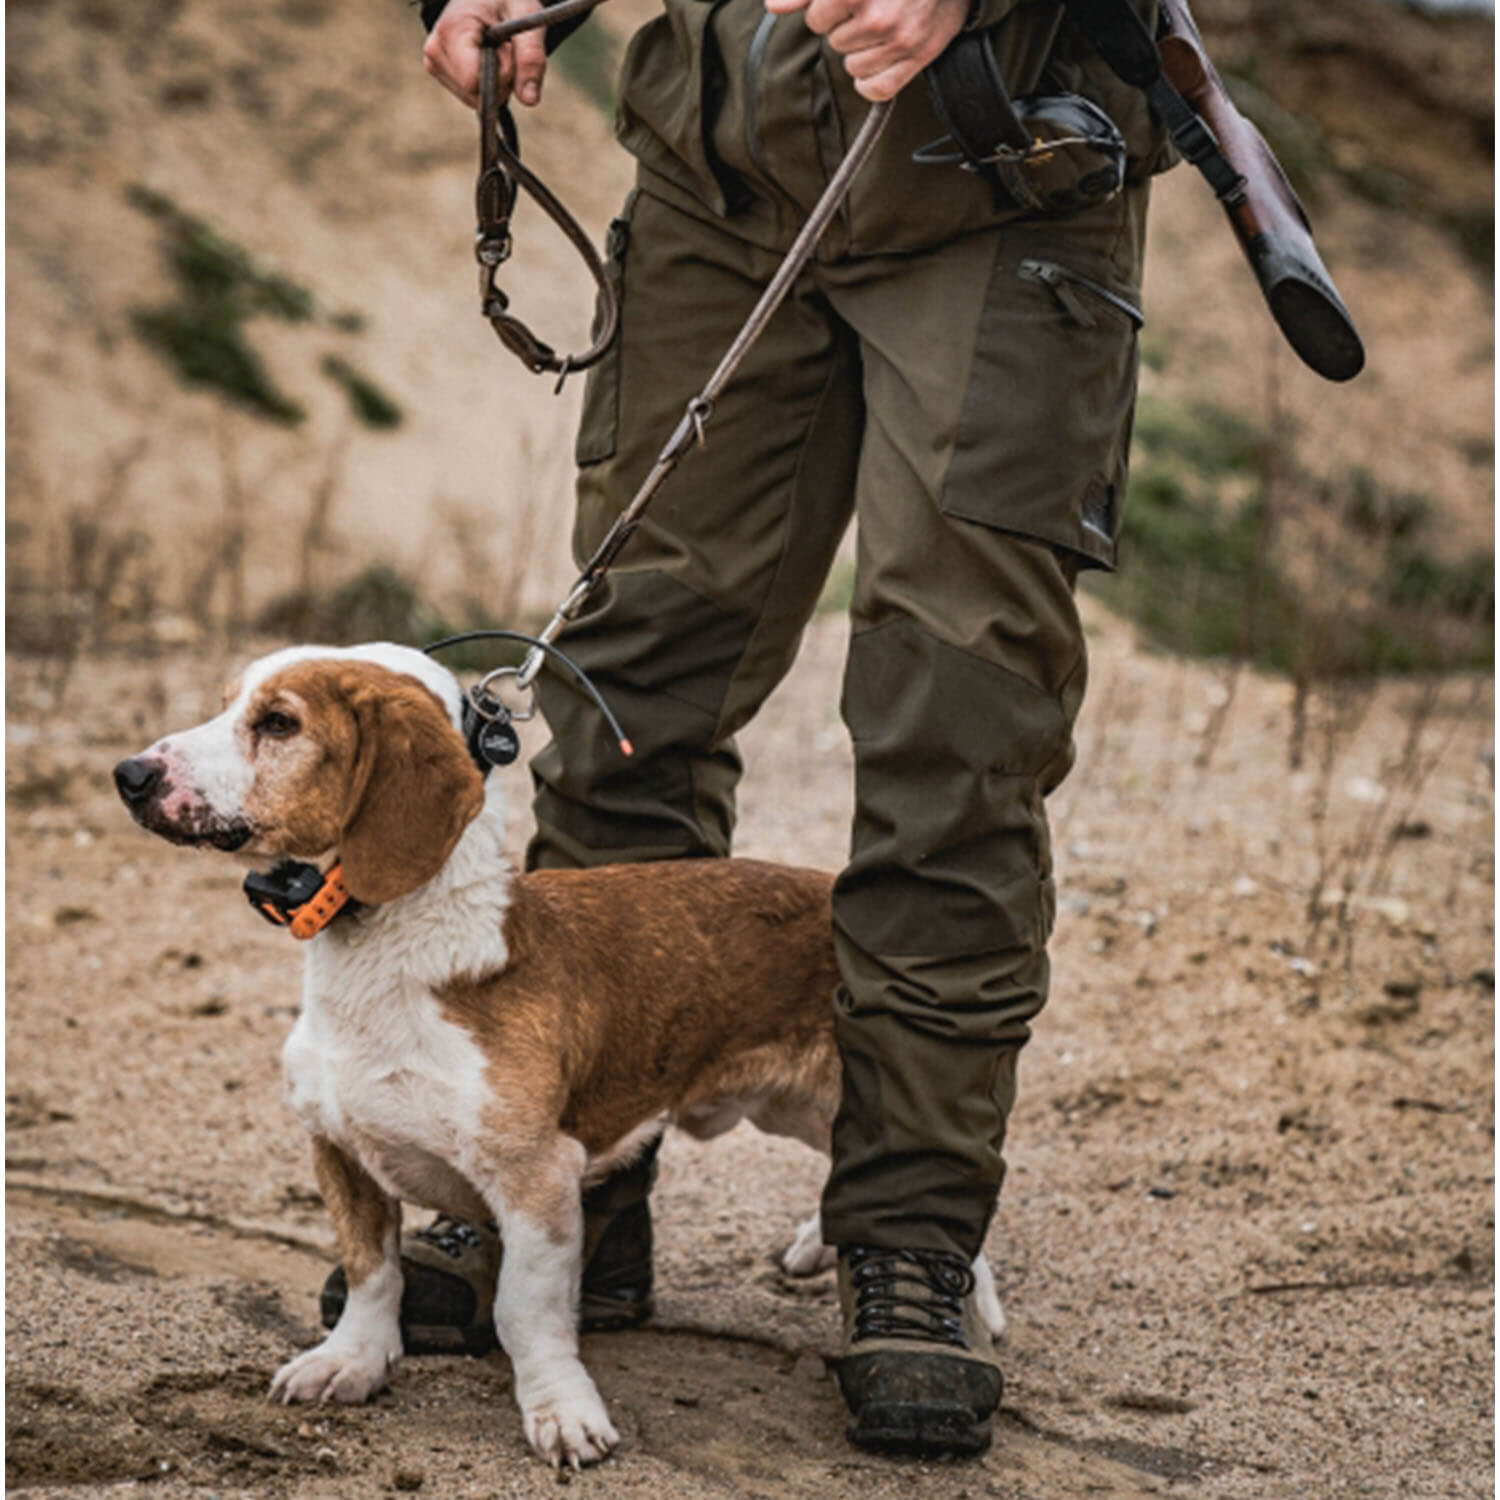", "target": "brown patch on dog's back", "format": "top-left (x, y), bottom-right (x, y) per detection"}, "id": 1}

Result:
top-left (437, 859), bottom-right (840, 1158)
